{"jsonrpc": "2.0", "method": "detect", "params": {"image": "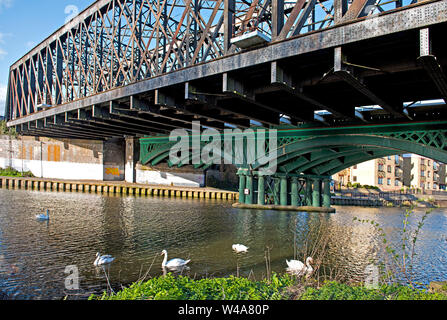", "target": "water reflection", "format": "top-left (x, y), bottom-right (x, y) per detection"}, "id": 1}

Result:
top-left (0, 188), bottom-right (447, 299)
